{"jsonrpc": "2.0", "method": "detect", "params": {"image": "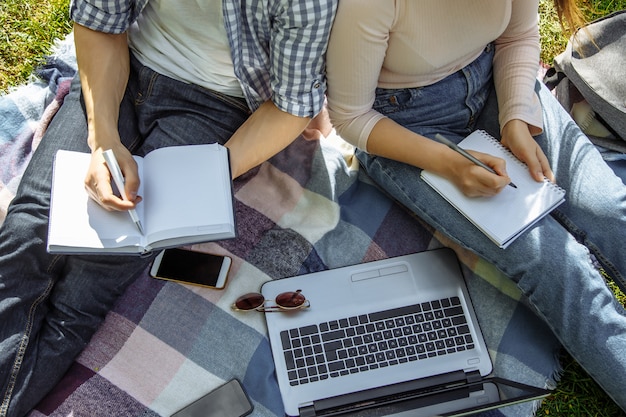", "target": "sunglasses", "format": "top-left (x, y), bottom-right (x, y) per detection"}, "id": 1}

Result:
top-left (231, 289), bottom-right (310, 312)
